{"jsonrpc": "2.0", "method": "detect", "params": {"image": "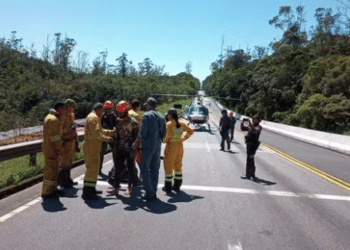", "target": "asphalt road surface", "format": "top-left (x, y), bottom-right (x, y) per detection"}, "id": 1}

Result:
top-left (1, 98), bottom-right (350, 250)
